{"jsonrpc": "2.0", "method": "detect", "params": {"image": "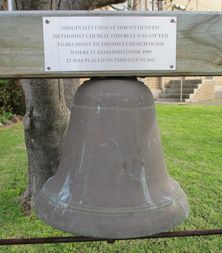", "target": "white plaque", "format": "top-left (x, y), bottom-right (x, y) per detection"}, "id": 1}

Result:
top-left (42, 16), bottom-right (177, 72)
